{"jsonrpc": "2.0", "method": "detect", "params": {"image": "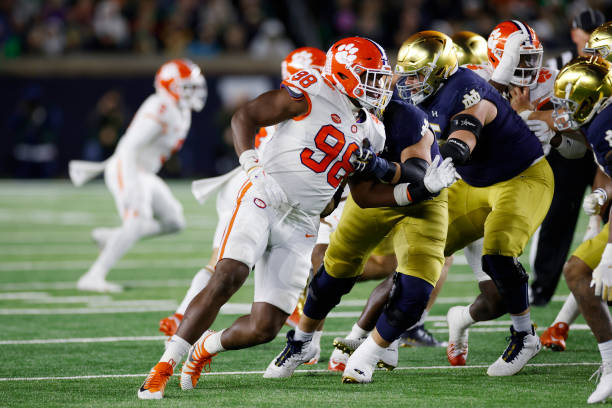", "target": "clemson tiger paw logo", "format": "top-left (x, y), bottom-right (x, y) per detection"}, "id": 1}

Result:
top-left (335, 44), bottom-right (359, 65)
top-left (291, 51), bottom-right (313, 67)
